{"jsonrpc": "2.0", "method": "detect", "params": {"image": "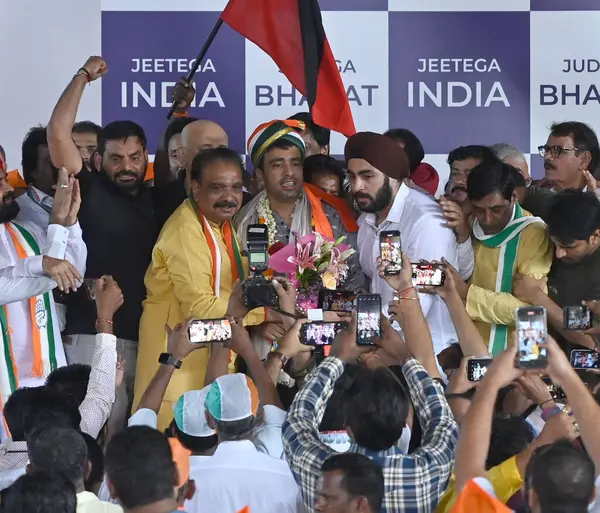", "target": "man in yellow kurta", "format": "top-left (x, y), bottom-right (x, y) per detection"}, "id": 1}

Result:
top-left (449, 159), bottom-right (553, 355)
top-left (134, 147), bottom-right (264, 429)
